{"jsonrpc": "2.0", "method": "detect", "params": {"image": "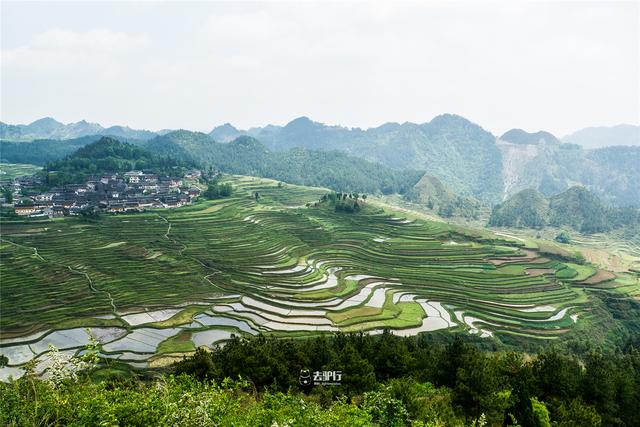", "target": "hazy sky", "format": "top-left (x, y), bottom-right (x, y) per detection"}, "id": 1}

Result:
top-left (1, 1), bottom-right (638, 136)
